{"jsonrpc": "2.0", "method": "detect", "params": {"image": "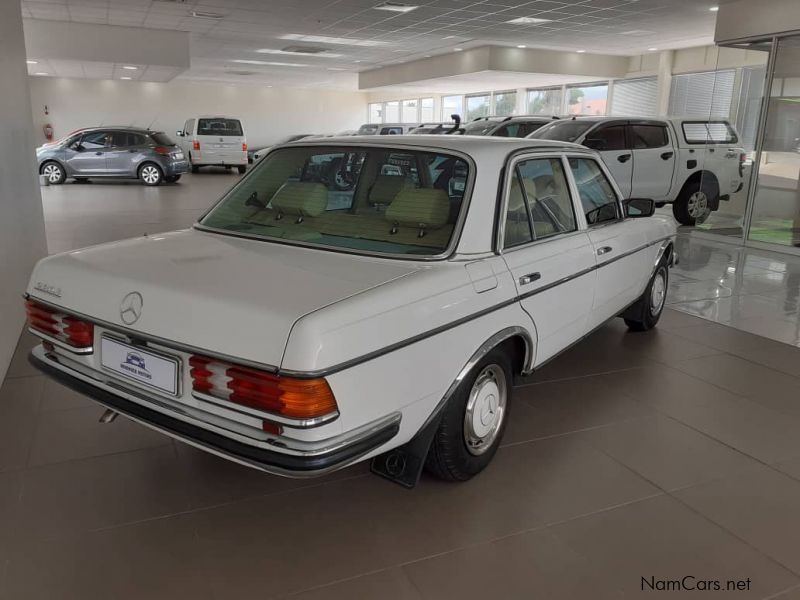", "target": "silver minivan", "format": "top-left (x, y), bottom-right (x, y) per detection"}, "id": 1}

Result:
top-left (176, 116), bottom-right (248, 173)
